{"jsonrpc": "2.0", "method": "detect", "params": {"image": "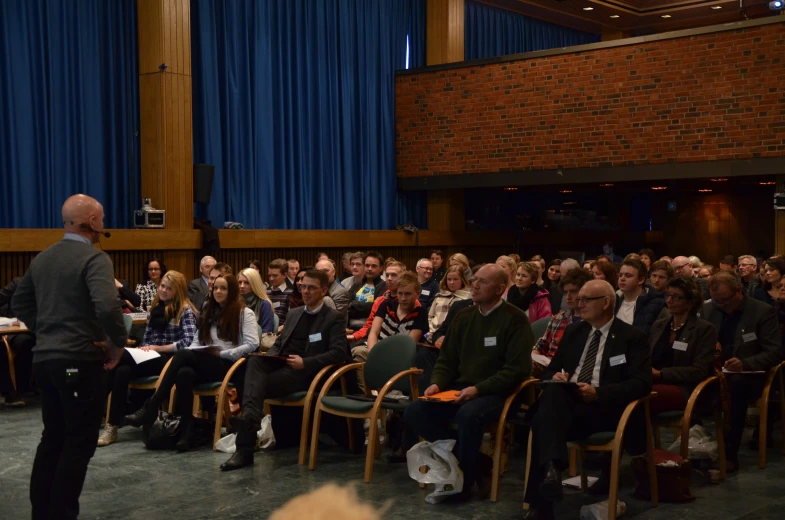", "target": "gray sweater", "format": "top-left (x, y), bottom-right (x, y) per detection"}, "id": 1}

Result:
top-left (12, 236), bottom-right (128, 363)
